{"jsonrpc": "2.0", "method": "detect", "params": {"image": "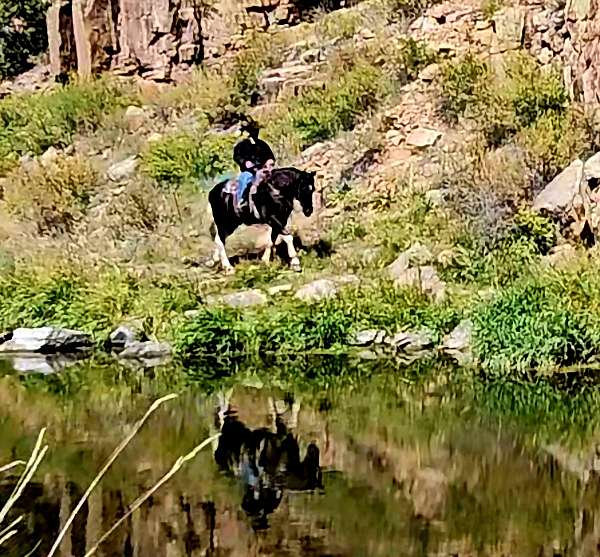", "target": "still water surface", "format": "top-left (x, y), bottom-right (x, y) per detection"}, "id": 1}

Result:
top-left (0, 356), bottom-right (597, 556)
